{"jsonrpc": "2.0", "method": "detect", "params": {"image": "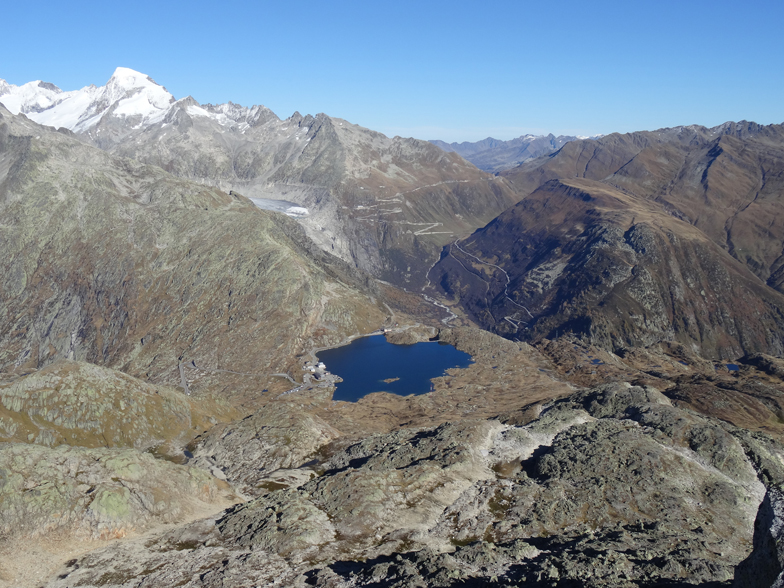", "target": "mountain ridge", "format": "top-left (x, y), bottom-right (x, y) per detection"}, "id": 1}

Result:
top-left (3, 68), bottom-right (784, 587)
top-left (427, 122), bottom-right (784, 360)
top-left (430, 133), bottom-right (589, 172)
top-left (0, 68), bottom-right (521, 289)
